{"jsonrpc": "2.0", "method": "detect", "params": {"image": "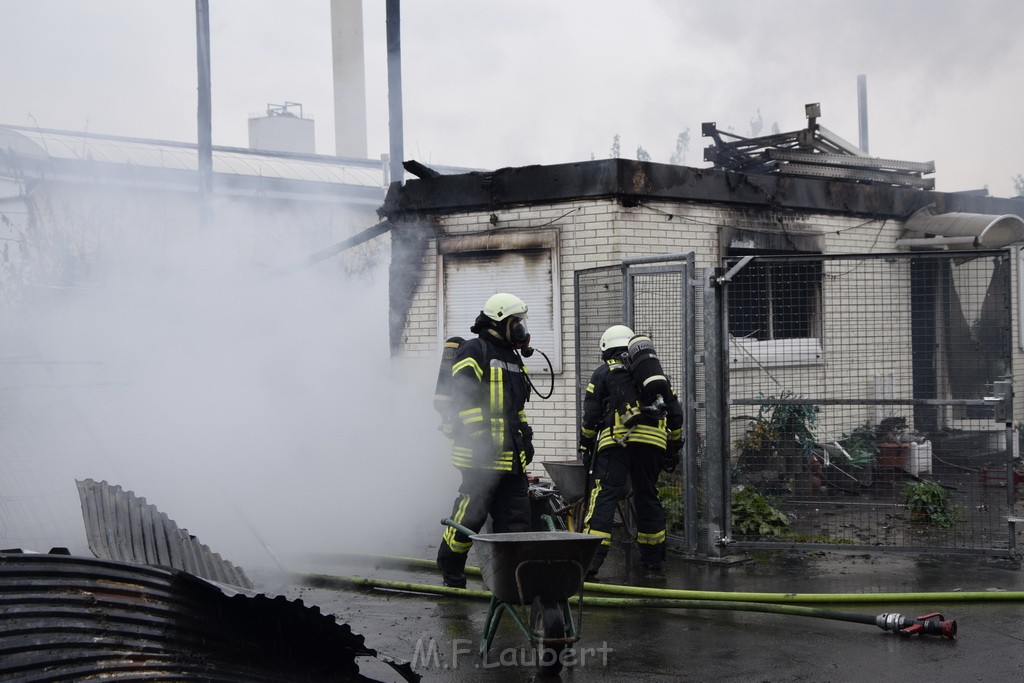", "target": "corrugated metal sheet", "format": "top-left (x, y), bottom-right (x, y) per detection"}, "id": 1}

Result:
top-left (0, 551), bottom-right (418, 682)
top-left (76, 478), bottom-right (253, 589)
